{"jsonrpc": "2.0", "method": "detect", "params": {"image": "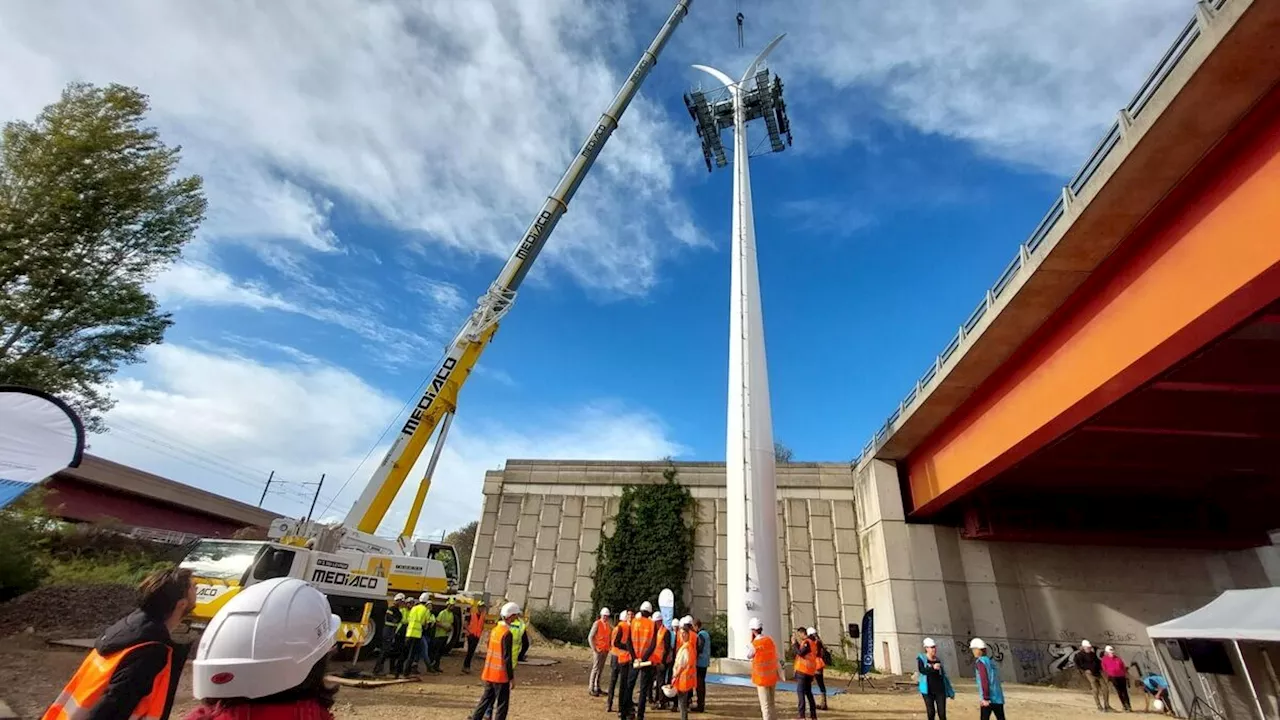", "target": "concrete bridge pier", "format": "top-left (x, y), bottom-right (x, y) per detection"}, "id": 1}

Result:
top-left (857, 458), bottom-right (1280, 681)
